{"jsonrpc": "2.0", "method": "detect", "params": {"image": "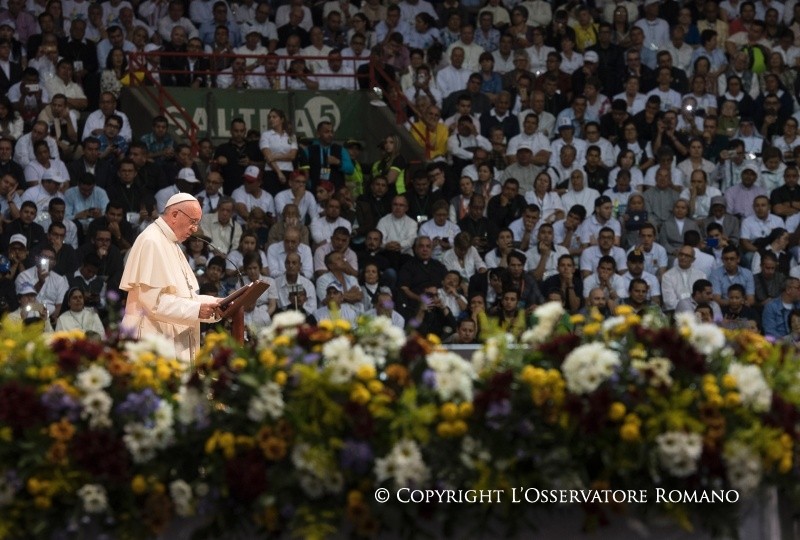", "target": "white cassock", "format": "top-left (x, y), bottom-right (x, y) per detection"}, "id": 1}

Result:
top-left (119, 217), bottom-right (218, 366)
